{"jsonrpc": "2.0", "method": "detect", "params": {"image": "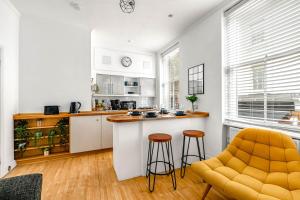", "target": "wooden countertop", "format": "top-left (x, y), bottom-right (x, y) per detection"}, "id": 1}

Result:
top-left (106, 112), bottom-right (209, 123)
top-left (13, 111), bottom-right (129, 120)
